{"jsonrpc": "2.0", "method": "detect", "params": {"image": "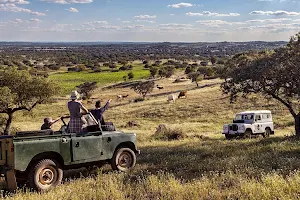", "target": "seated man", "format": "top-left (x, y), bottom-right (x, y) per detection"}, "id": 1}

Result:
top-left (90, 99), bottom-right (112, 125)
top-left (41, 117), bottom-right (61, 130)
